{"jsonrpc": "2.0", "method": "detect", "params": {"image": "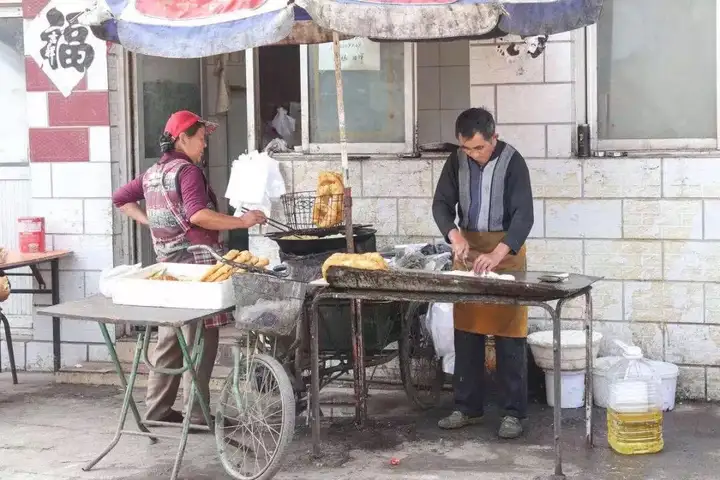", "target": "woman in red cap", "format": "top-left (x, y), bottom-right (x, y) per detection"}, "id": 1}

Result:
top-left (112, 110), bottom-right (267, 426)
